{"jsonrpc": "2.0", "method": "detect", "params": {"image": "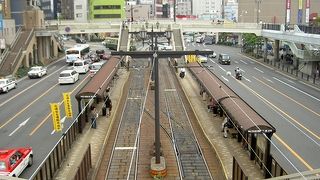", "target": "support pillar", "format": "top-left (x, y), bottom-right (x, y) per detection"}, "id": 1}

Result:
top-left (265, 133), bottom-right (273, 178)
top-left (215, 32), bottom-right (219, 44)
top-left (250, 134), bottom-right (257, 160)
top-left (238, 34), bottom-right (243, 47)
top-left (274, 40), bottom-right (280, 62)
